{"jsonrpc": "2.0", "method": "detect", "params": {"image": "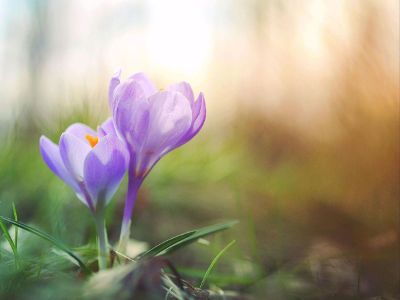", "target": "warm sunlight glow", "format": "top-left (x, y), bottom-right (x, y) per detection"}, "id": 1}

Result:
top-left (145, 0), bottom-right (213, 76)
